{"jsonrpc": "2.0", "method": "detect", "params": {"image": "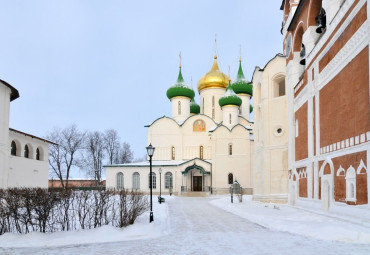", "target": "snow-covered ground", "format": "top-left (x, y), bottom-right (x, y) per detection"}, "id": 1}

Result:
top-left (0, 195), bottom-right (370, 255)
